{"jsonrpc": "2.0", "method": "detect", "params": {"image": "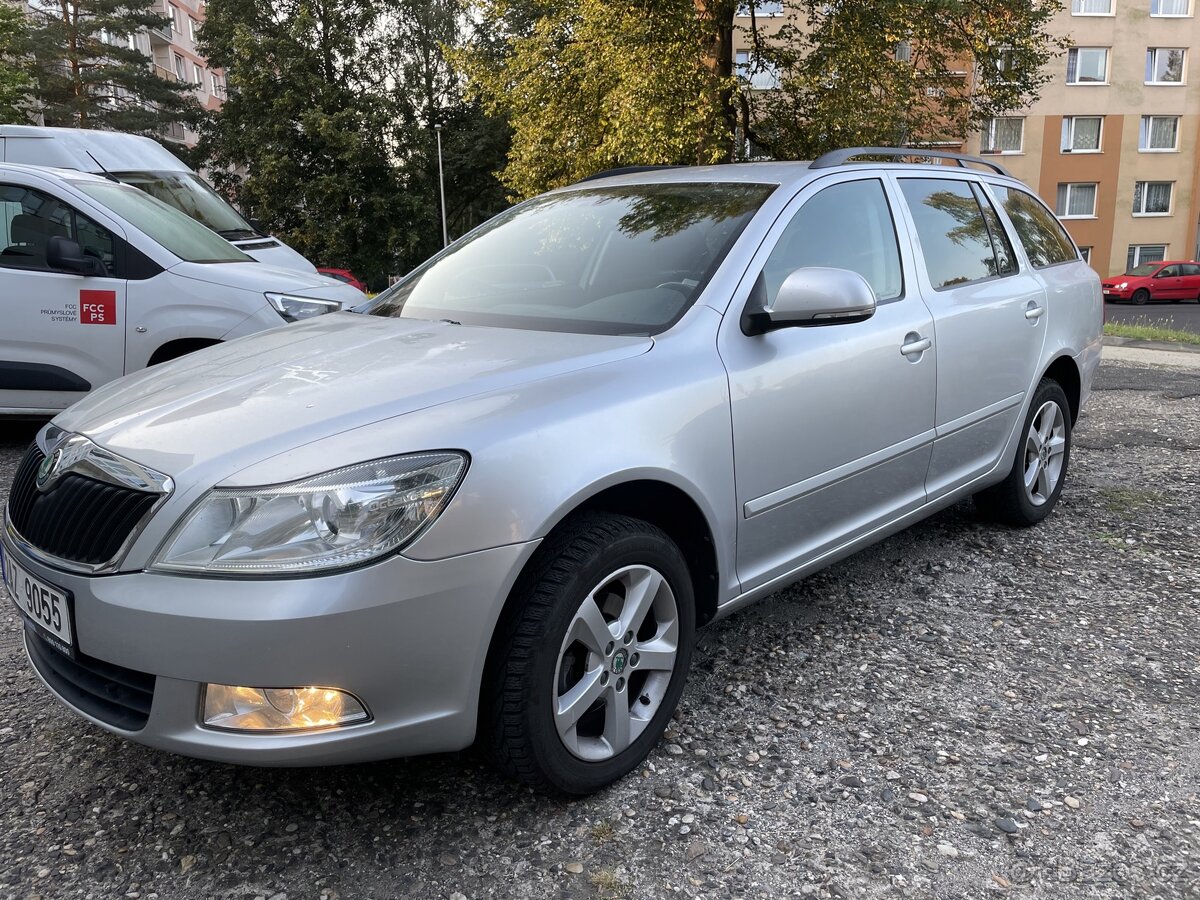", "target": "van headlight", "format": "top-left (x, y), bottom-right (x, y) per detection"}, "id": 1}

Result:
top-left (266, 292), bottom-right (342, 322)
top-left (149, 453), bottom-right (467, 575)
